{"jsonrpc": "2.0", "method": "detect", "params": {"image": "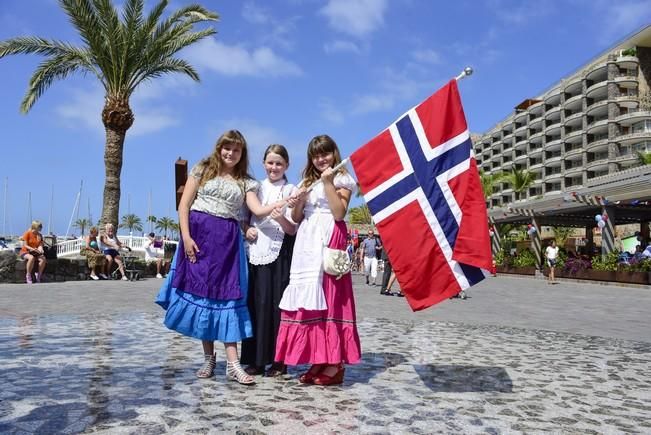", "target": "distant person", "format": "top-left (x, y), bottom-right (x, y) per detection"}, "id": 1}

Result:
top-left (84, 226), bottom-right (107, 280)
top-left (144, 232), bottom-right (169, 278)
top-left (100, 223), bottom-right (129, 281)
top-left (20, 220), bottom-right (46, 284)
top-left (545, 240), bottom-right (559, 284)
top-left (379, 248), bottom-right (403, 296)
top-left (361, 229), bottom-right (379, 285)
